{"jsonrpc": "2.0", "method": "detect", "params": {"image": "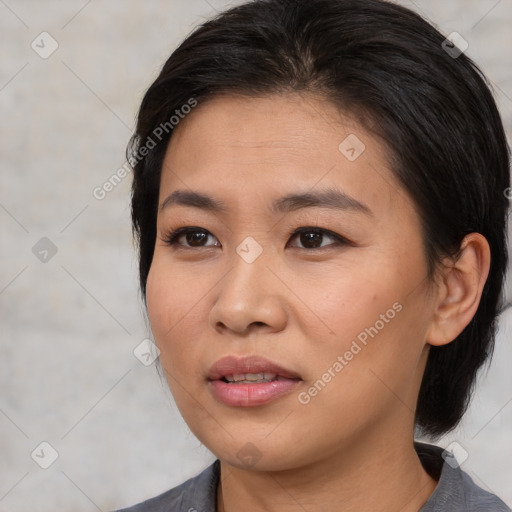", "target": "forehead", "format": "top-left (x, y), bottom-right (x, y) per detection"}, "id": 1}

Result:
top-left (159, 93), bottom-right (403, 217)
top-left (166, 92), bottom-right (378, 162)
